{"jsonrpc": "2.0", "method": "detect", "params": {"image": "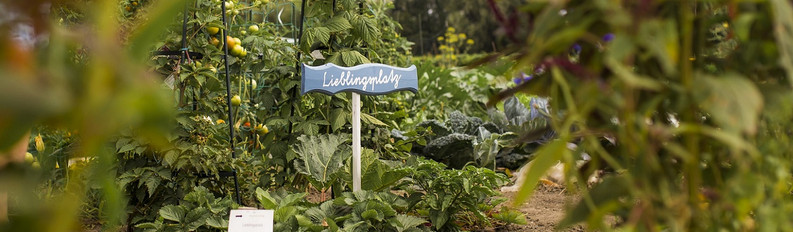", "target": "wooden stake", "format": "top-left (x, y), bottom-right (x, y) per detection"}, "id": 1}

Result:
top-left (352, 93), bottom-right (361, 191)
